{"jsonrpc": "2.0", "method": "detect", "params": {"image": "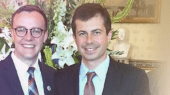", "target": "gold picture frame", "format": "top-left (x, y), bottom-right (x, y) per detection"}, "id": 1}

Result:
top-left (105, 0), bottom-right (161, 23)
